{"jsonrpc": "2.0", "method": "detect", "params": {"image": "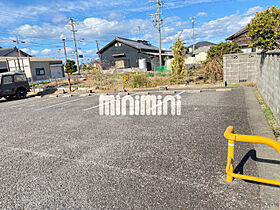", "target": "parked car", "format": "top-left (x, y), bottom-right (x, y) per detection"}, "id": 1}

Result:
top-left (0, 72), bottom-right (30, 100)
